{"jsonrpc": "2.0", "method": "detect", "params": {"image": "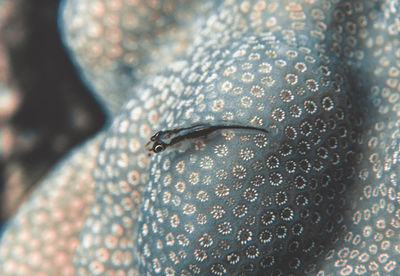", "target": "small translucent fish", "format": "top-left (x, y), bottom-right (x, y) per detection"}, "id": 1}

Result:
top-left (145, 123), bottom-right (268, 154)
